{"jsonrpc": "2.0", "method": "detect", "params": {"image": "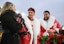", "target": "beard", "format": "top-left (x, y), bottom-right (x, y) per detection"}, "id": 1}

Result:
top-left (44, 17), bottom-right (49, 21)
